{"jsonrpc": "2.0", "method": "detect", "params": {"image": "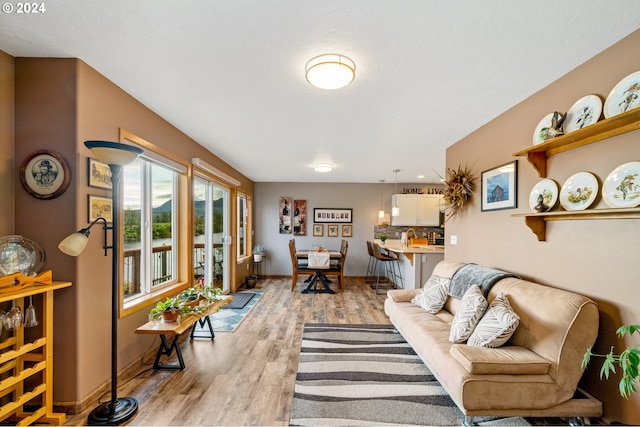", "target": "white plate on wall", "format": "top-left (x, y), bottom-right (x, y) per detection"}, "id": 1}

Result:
top-left (602, 161), bottom-right (640, 208)
top-left (529, 179), bottom-right (558, 212)
top-left (563, 95), bottom-right (602, 133)
top-left (559, 172), bottom-right (598, 211)
top-left (532, 113), bottom-right (554, 145)
top-left (603, 71), bottom-right (640, 118)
